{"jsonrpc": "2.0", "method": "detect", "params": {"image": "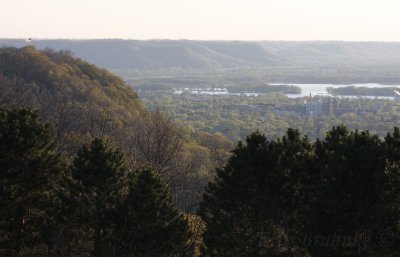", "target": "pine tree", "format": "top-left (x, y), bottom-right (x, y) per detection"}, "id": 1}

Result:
top-left (303, 126), bottom-right (400, 257)
top-left (198, 130), bottom-right (312, 257)
top-left (0, 108), bottom-right (64, 256)
top-left (112, 169), bottom-right (191, 257)
top-left (70, 138), bottom-right (125, 257)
